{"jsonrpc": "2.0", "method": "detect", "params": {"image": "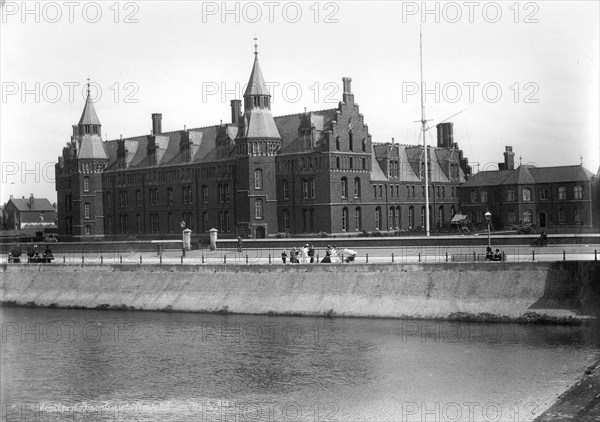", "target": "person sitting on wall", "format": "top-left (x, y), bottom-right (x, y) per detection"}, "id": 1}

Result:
top-left (540, 231), bottom-right (548, 247)
top-left (9, 244), bottom-right (22, 263)
top-left (485, 246), bottom-right (493, 261)
top-left (493, 248), bottom-right (502, 262)
top-left (290, 248), bottom-right (299, 264)
top-left (27, 246), bottom-right (36, 263)
top-left (321, 245), bottom-right (332, 263)
top-left (43, 245), bottom-right (54, 263)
